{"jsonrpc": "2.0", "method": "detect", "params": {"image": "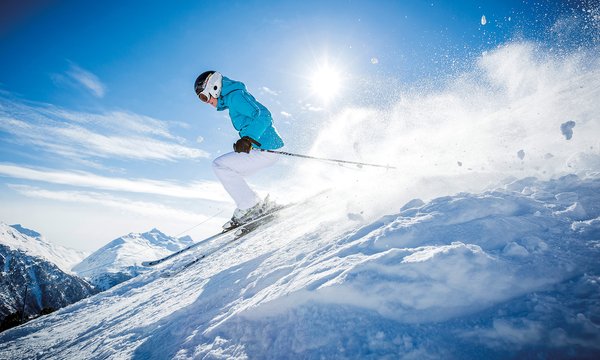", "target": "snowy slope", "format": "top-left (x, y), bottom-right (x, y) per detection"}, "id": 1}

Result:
top-left (73, 228), bottom-right (193, 290)
top-left (0, 223), bottom-right (88, 273)
top-left (0, 174), bottom-right (598, 359)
